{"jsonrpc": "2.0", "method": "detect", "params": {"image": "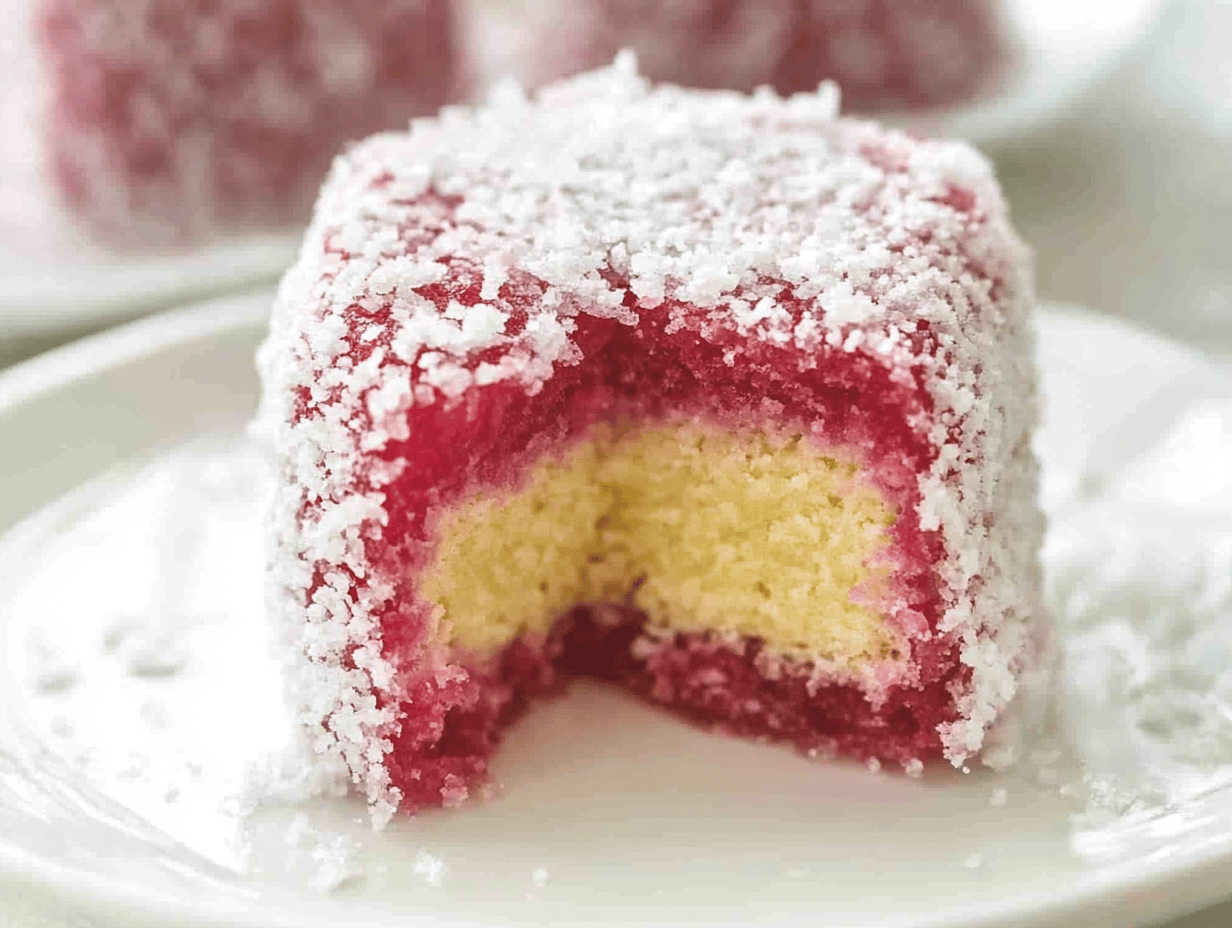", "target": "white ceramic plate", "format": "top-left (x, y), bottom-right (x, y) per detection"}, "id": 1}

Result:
top-left (0, 293), bottom-right (1231, 928)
